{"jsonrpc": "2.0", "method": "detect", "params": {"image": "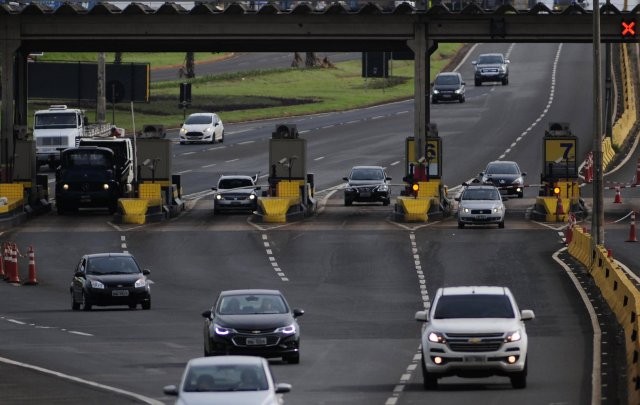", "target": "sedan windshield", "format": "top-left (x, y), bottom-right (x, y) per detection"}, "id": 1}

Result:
top-left (434, 75), bottom-right (460, 85)
top-left (185, 115), bottom-right (214, 125)
top-left (350, 169), bottom-right (384, 181)
top-left (87, 256), bottom-right (140, 275)
top-left (218, 294), bottom-right (288, 315)
top-left (486, 163), bottom-right (519, 175)
top-left (434, 294), bottom-right (515, 319)
top-left (218, 178), bottom-right (254, 189)
top-left (461, 188), bottom-right (501, 201)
